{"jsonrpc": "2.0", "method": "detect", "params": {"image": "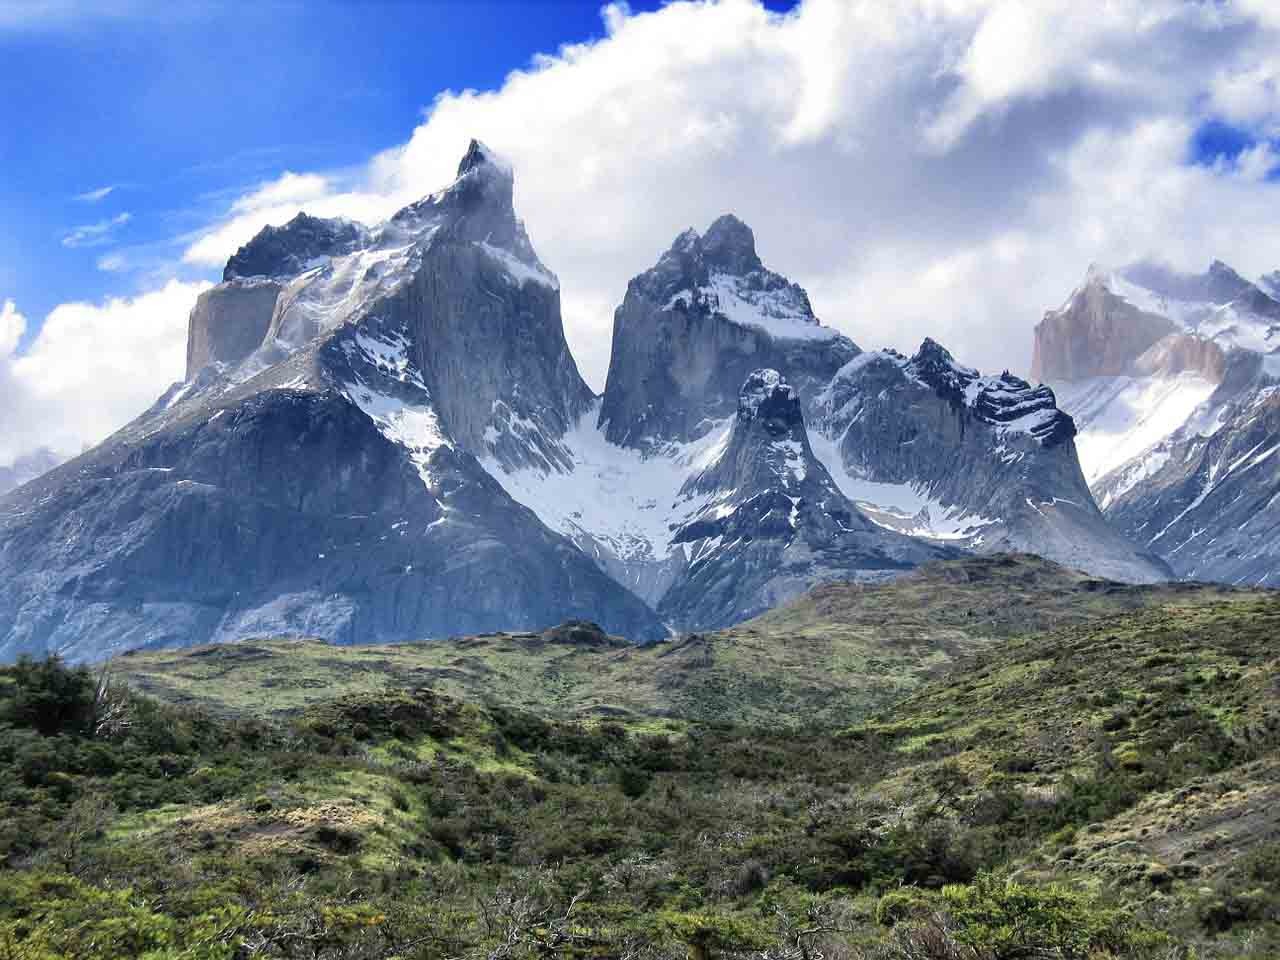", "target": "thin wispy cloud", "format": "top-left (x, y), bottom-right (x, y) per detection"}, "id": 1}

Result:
top-left (95, 251), bottom-right (128, 272)
top-left (75, 185), bottom-right (116, 203)
top-left (61, 212), bottom-right (131, 249)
